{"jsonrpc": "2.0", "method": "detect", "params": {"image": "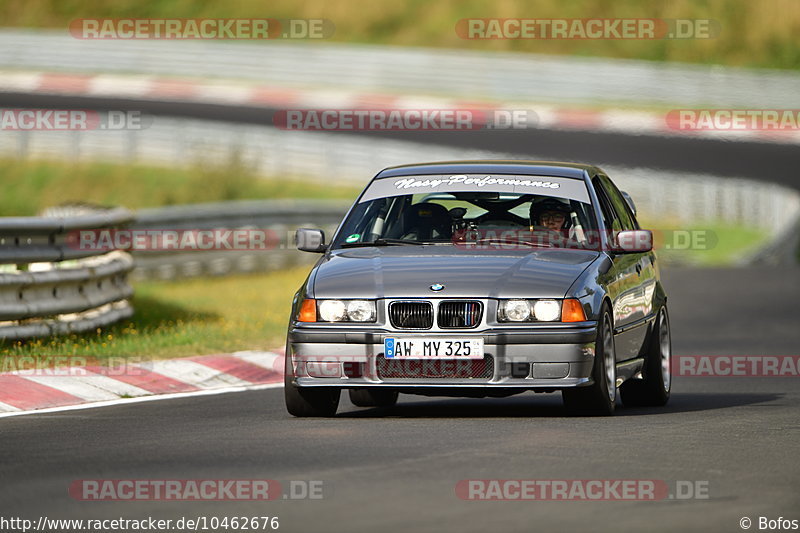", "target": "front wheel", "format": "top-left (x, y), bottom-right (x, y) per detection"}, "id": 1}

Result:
top-left (620, 306), bottom-right (671, 407)
top-left (562, 306), bottom-right (616, 416)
